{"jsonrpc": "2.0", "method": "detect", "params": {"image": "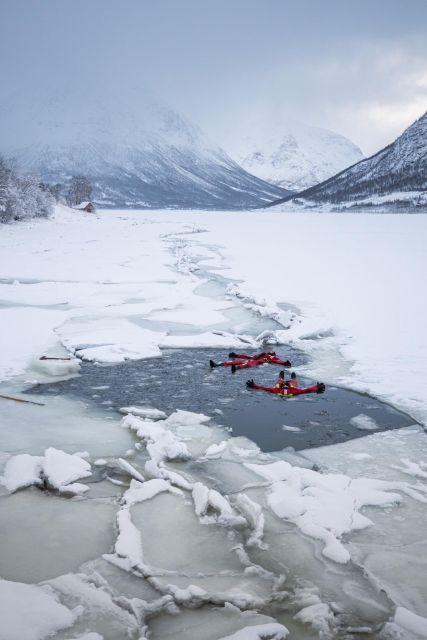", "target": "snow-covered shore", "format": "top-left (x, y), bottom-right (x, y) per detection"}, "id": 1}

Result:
top-left (0, 205), bottom-right (426, 640)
